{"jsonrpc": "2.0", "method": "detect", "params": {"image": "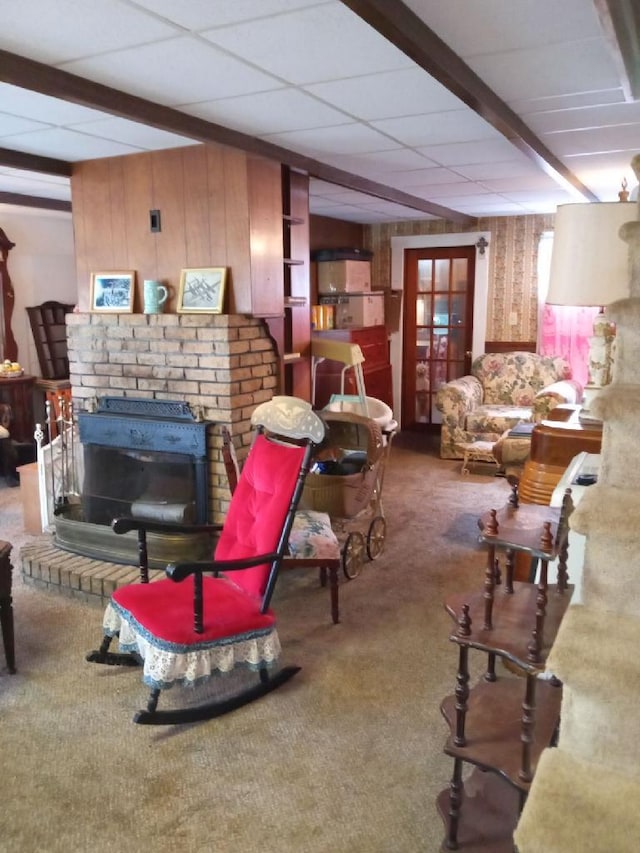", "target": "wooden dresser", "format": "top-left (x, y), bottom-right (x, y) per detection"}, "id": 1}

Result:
top-left (312, 325), bottom-right (392, 410)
